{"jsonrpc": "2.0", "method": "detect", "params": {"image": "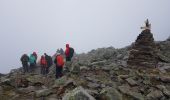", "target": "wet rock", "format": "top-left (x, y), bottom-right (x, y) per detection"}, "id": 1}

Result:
top-left (160, 76), bottom-right (170, 83)
top-left (80, 66), bottom-right (90, 71)
top-left (146, 90), bottom-right (163, 100)
top-left (118, 85), bottom-right (144, 100)
top-left (118, 85), bottom-right (130, 95)
top-left (85, 77), bottom-right (100, 83)
top-left (163, 88), bottom-right (170, 97)
top-left (36, 88), bottom-right (52, 97)
top-left (0, 86), bottom-right (3, 95)
top-left (71, 64), bottom-right (80, 74)
top-left (91, 60), bottom-right (106, 66)
top-left (87, 82), bottom-right (100, 89)
top-left (62, 86), bottom-right (96, 100)
top-left (52, 76), bottom-right (68, 88)
top-left (26, 75), bottom-right (44, 85)
top-left (126, 77), bottom-right (138, 86)
top-left (100, 87), bottom-right (122, 100)
top-left (16, 86), bottom-right (36, 94)
top-left (118, 75), bottom-right (129, 80)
